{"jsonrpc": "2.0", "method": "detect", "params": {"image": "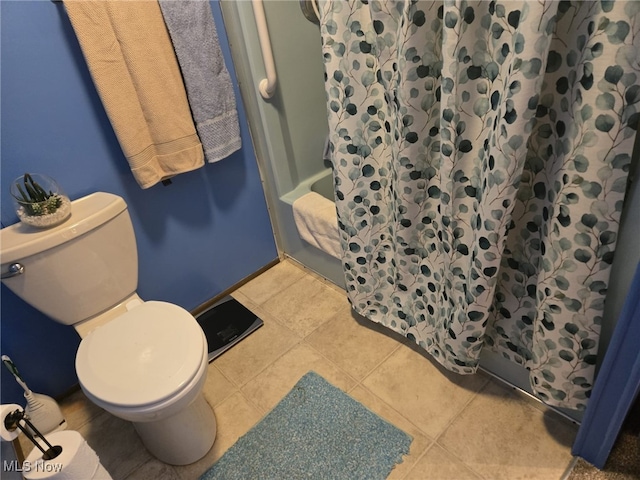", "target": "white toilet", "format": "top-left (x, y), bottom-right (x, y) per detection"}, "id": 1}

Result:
top-left (0, 192), bottom-right (216, 465)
